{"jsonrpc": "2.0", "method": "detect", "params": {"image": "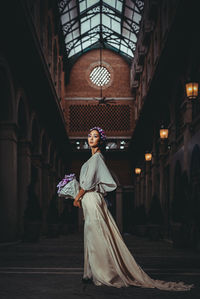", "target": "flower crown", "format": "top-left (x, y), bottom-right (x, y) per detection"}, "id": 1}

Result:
top-left (89, 126), bottom-right (106, 141)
